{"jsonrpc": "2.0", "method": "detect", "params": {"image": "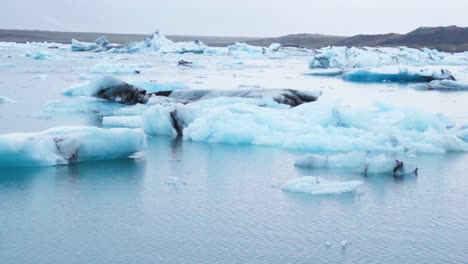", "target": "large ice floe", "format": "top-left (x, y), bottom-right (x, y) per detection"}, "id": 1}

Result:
top-left (295, 152), bottom-right (418, 176)
top-left (309, 46), bottom-right (468, 69)
top-left (136, 99), bottom-right (467, 153)
top-left (54, 75), bottom-right (467, 154)
top-left (71, 36), bottom-right (122, 52)
top-left (0, 126), bottom-right (147, 167)
top-left (64, 76), bottom-right (150, 104)
top-left (282, 177), bottom-right (363, 195)
top-left (412, 80), bottom-right (468, 91)
top-left (342, 66), bottom-right (455, 83)
top-left (64, 76), bottom-right (321, 107)
top-left (72, 30), bottom-right (208, 54)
